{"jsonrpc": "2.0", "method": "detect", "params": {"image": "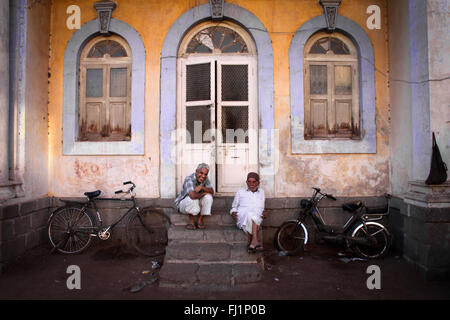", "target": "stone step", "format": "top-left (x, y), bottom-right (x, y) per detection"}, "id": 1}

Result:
top-left (170, 211), bottom-right (235, 227)
top-left (164, 241), bottom-right (261, 264)
top-left (167, 225), bottom-right (248, 244)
